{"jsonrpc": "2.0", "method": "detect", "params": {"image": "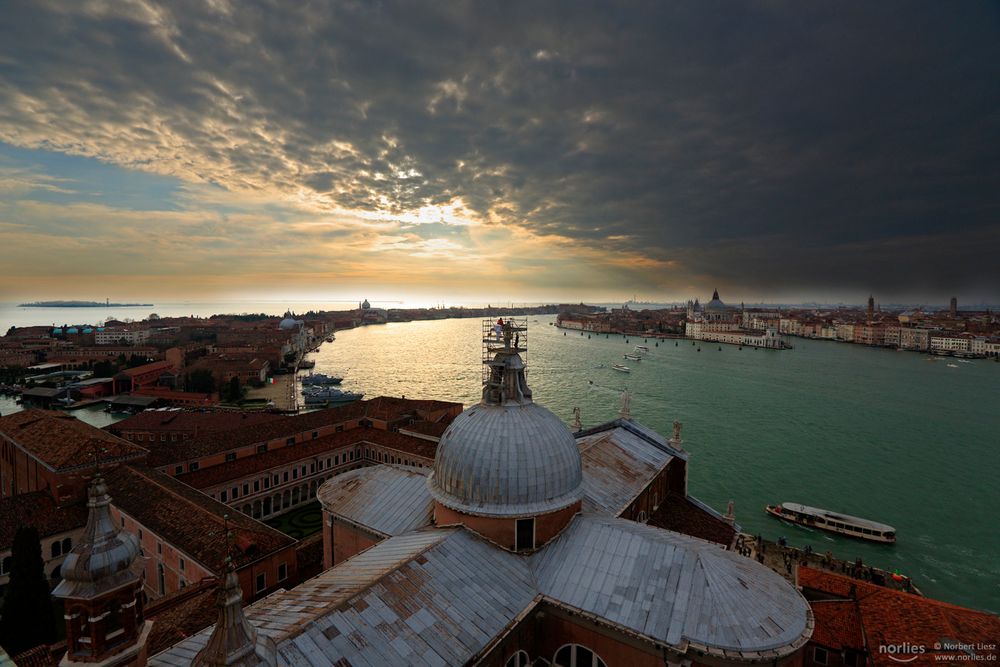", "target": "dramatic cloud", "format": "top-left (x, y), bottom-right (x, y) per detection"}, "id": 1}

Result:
top-left (0, 0), bottom-right (998, 302)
